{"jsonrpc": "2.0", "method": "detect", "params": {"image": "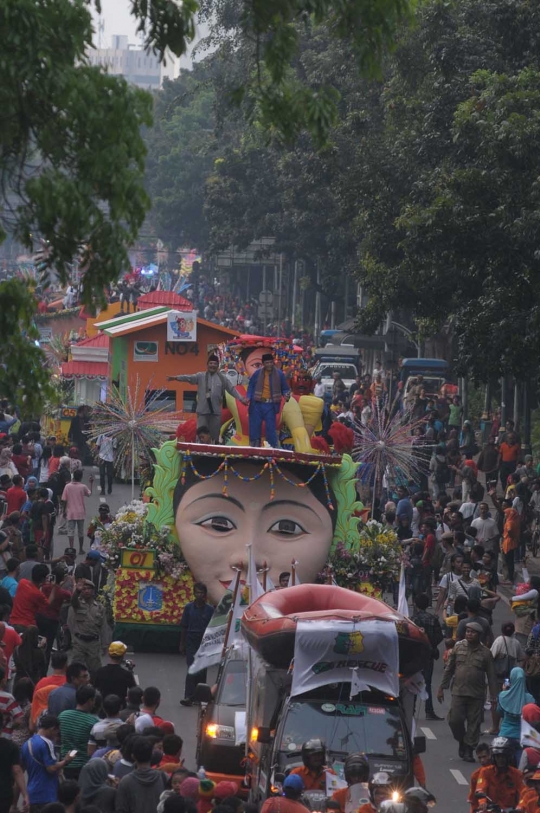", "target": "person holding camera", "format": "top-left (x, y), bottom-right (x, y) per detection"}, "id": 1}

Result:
top-left (94, 641), bottom-right (136, 709)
